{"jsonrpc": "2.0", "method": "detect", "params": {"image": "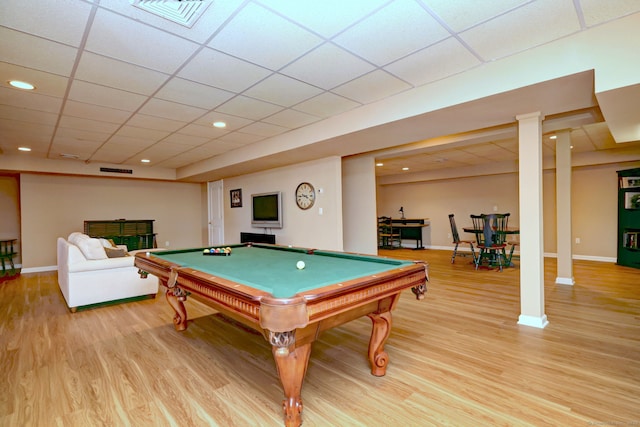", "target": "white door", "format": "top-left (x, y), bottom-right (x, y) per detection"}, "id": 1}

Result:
top-left (208, 180), bottom-right (224, 246)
